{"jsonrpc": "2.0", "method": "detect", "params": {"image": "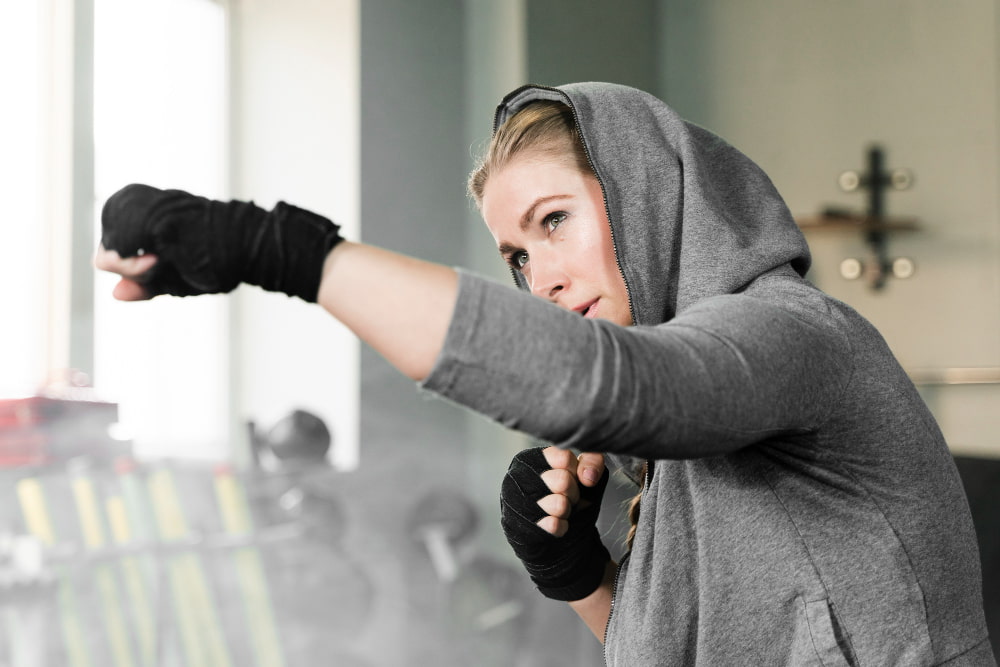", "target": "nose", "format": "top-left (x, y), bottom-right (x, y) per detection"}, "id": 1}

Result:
top-left (528, 250), bottom-right (568, 301)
